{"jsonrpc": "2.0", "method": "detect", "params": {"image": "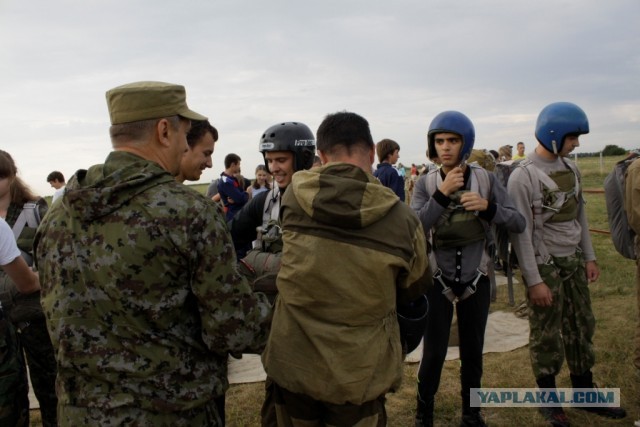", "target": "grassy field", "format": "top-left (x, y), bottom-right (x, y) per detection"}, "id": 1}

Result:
top-left (30, 155), bottom-right (639, 426)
